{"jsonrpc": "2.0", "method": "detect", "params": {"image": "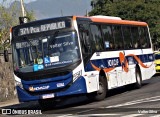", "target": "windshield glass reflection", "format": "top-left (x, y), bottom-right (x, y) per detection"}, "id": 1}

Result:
top-left (13, 31), bottom-right (80, 73)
